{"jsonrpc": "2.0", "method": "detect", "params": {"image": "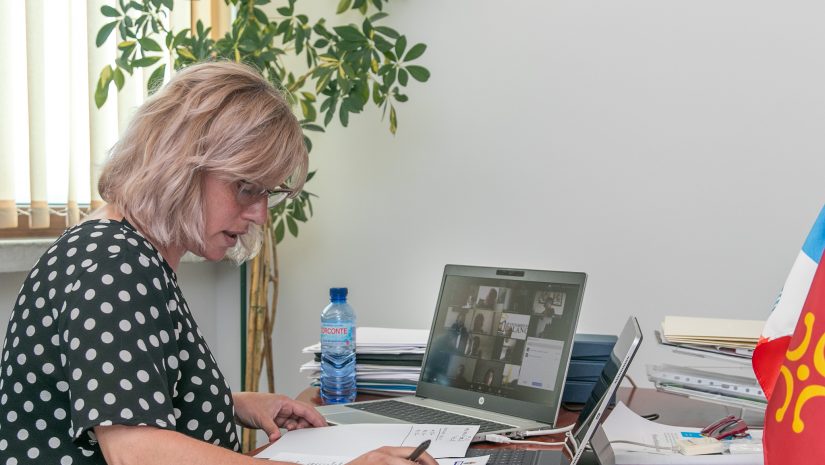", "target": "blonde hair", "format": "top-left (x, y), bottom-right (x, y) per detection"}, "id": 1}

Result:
top-left (96, 61), bottom-right (308, 263)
